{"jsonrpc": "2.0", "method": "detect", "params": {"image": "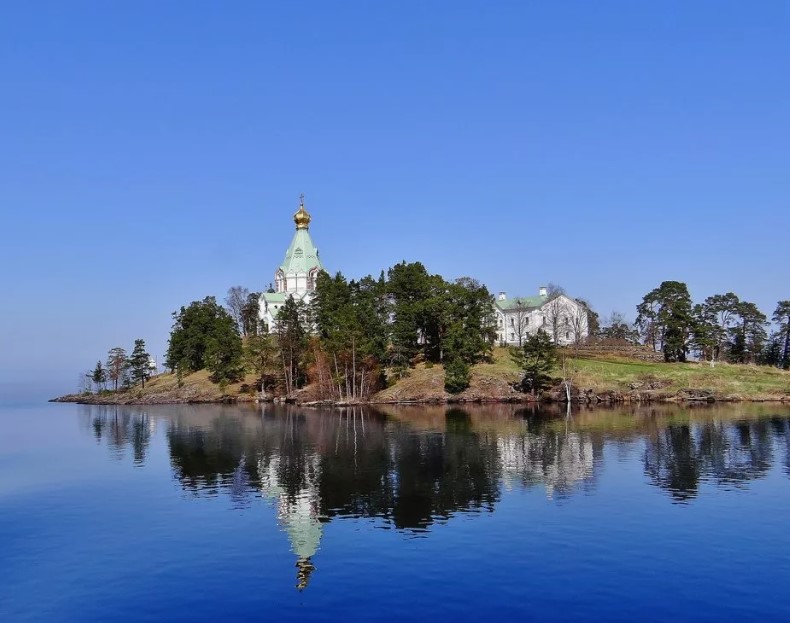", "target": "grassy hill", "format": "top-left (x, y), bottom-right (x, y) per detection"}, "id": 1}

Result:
top-left (54, 347), bottom-right (790, 405)
top-left (373, 347), bottom-right (790, 403)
